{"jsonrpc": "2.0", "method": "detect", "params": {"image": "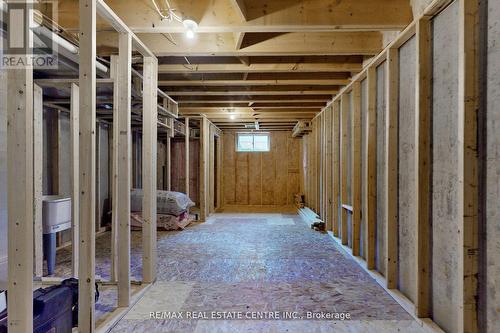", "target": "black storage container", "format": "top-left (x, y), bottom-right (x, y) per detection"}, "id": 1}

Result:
top-left (0, 285), bottom-right (73, 333)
